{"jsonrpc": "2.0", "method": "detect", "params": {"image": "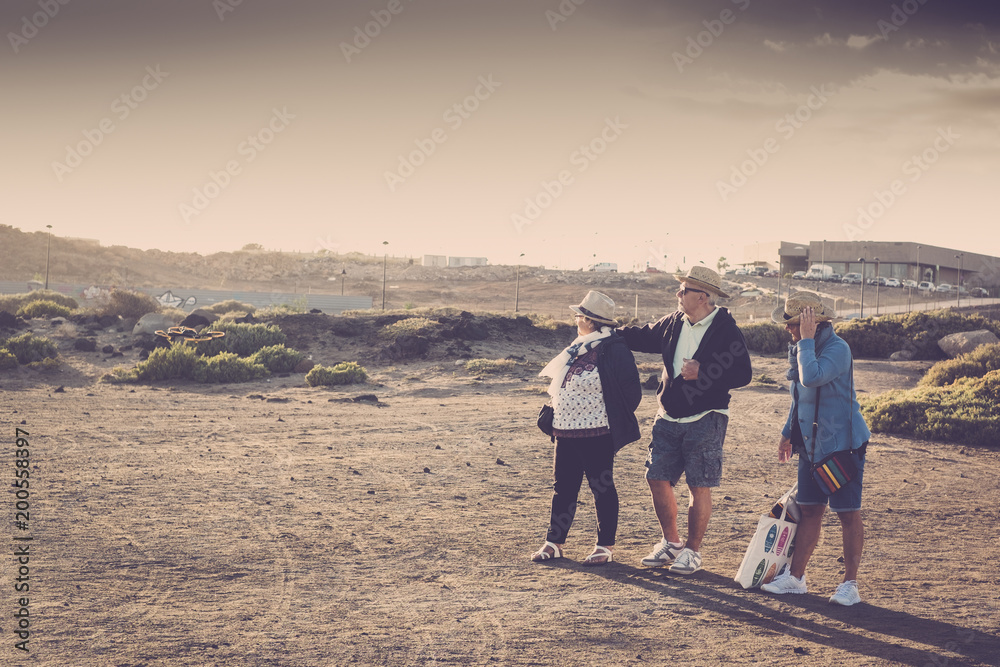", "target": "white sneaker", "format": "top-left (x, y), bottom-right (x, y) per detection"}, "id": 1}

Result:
top-left (641, 539), bottom-right (684, 567)
top-left (761, 571), bottom-right (807, 594)
top-left (830, 581), bottom-right (861, 606)
top-left (667, 547), bottom-right (702, 574)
